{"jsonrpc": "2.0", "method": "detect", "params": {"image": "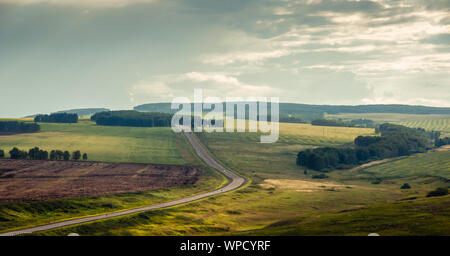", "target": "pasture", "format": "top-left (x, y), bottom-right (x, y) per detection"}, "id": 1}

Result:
top-left (197, 122), bottom-right (374, 181)
top-left (2, 116), bottom-right (449, 236)
top-left (326, 113), bottom-right (450, 132)
top-left (0, 121), bottom-right (187, 165)
top-left (0, 120), bottom-right (226, 233)
top-left (36, 119), bottom-right (450, 236)
top-left (38, 146), bottom-right (450, 236)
